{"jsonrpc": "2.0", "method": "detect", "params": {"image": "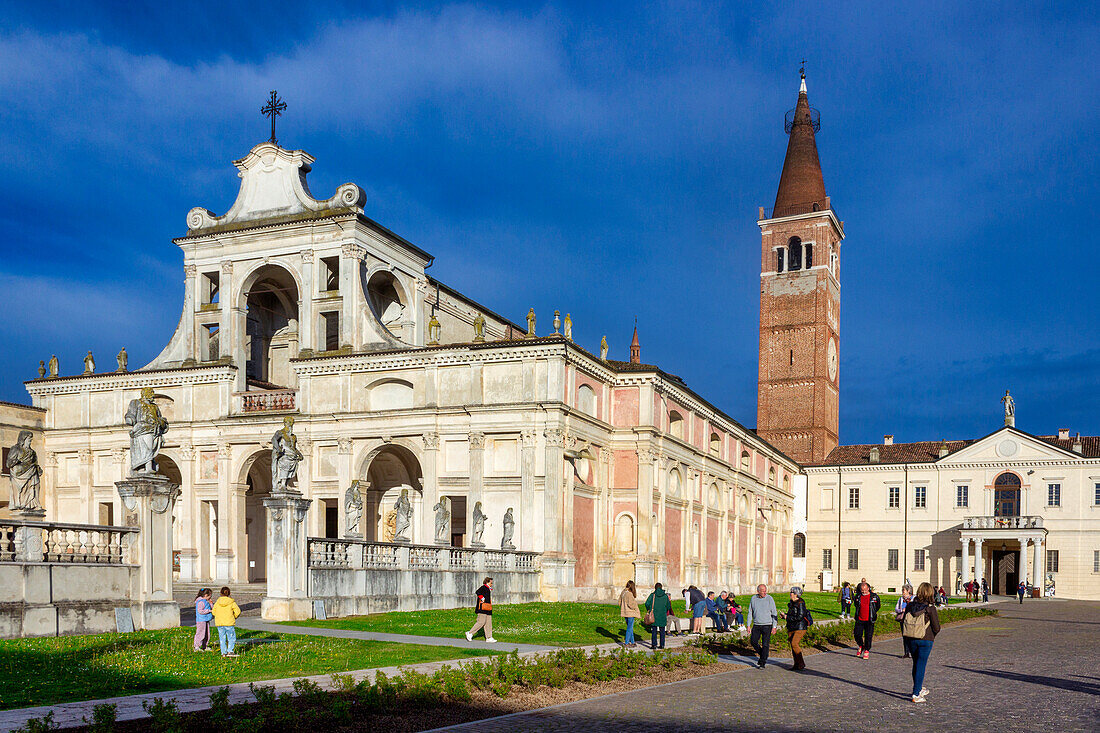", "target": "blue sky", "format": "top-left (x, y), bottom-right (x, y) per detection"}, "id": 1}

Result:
top-left (0, 1), bottom-right (1097, 445)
